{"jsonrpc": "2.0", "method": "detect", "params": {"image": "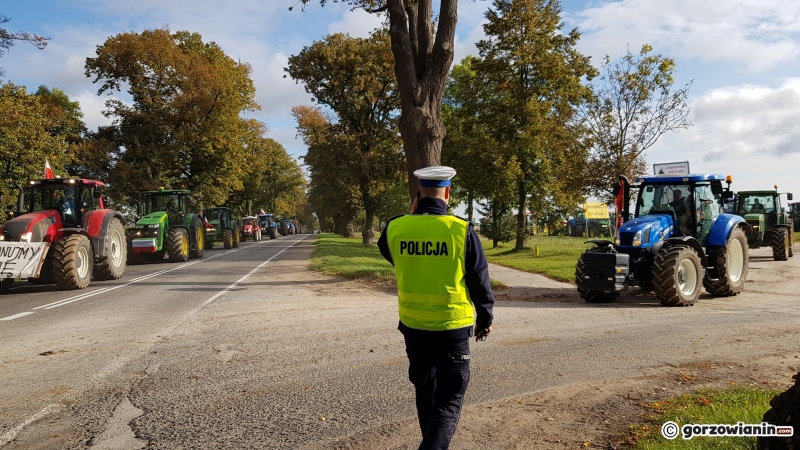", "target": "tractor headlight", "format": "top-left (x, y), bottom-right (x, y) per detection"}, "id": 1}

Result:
top-left (632, 230), bottom-right (643, 247)
top-left (20, 232), bottom-right (32, 243)
top-left (0, 235), bottom-right (5, 241)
